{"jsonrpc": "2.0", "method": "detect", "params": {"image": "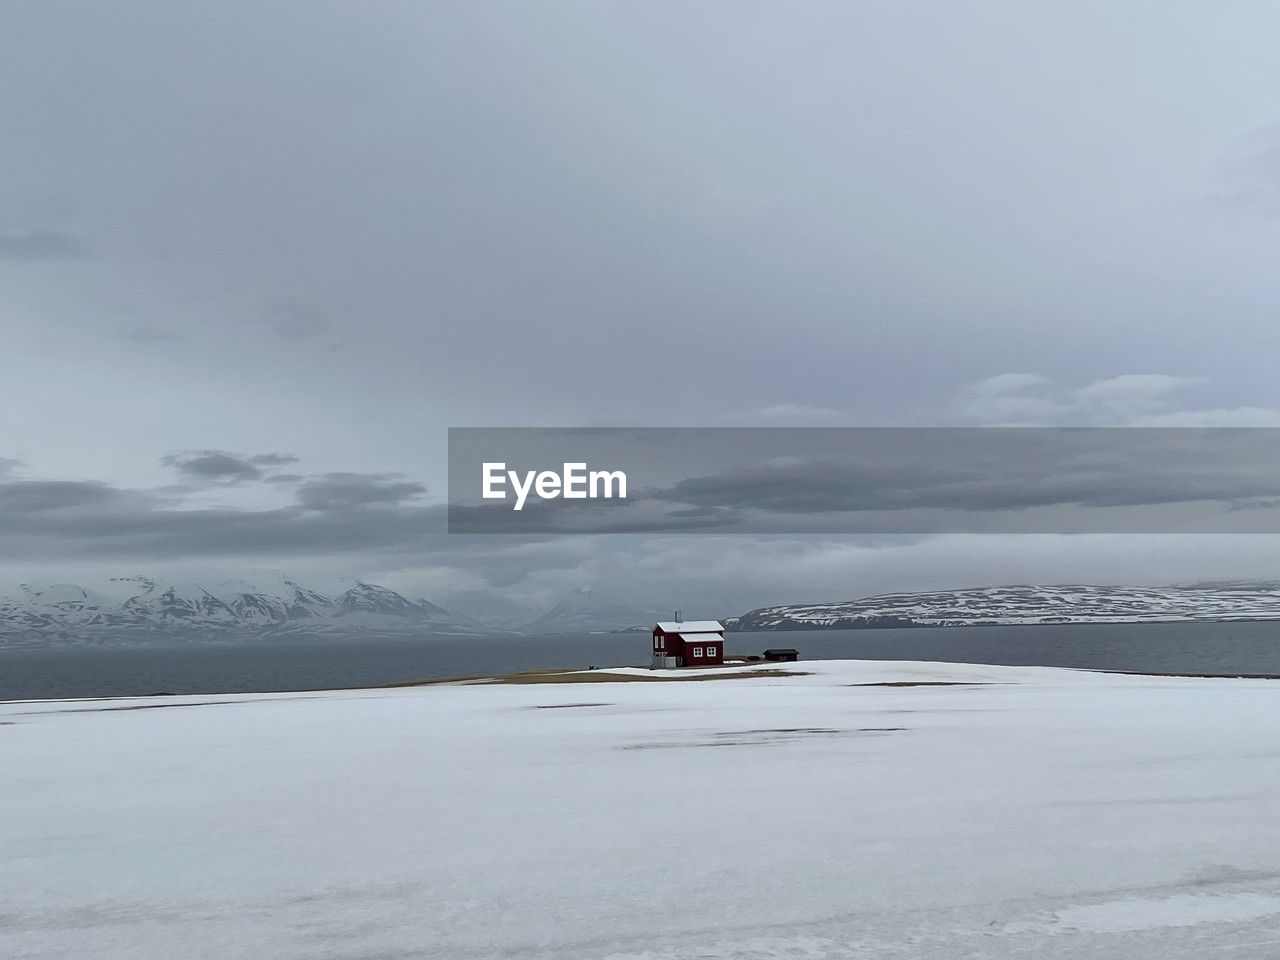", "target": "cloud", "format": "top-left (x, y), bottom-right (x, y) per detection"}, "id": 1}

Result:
top-left (758, 402), bottom-right (840, 421)
top-left (0, 229), bottom-right (89, 260)
top-left (968, 373), bottom-right (1050, 397)
top-left (296, 473), bottom-right (427, 510)
top-left (9, 452), bottom-right (1280, 612)
top-left (0, 466), bottom-right (444, 561)
top-left (956, 393), bottom-right (1070, 425)
top-left (446, 427), bottom-right (1280, 536)
top-left (161, 450), bottom-right (299, 483)
top-left (957, 373), bottom-right (1069, 423)
top-left (956, 373), bottom-right (1208, 425)
top-left (1131, 407), bottom-right (1280, 427)
top-left (637, 439), bottom-right (1280, 528)
top-left (1072, 374), bottom-right (1204, 413)
top-left (0, 479), bottom-right (135, 513)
